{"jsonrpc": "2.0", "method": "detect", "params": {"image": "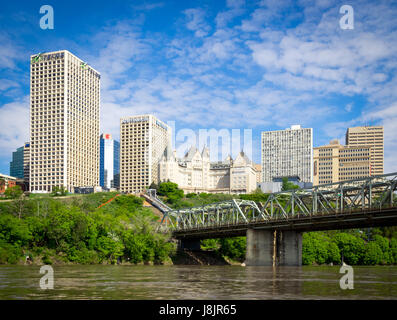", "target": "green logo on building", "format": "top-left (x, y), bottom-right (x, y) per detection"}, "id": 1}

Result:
top-left (32, 53), bottom-right (42, 63)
